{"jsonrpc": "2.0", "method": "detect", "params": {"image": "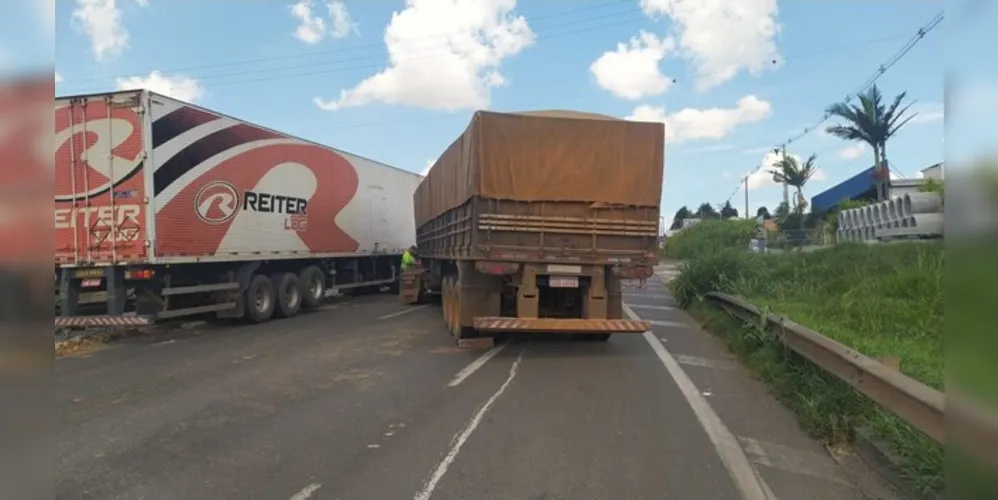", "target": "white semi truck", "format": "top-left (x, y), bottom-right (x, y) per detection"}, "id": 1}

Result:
top-left (54, 89), bottom-right (422, 326)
